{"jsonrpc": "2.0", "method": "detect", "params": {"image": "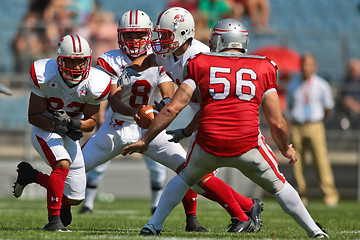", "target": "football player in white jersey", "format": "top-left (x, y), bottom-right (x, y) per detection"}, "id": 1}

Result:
top-left (80, 10), bottom-right (206, 232)
top-left (119, 7), bottom-right (264, 233)
top-left (79, 10), bottom-right (168, 216)
top-left (12, 34), bottom-right (111, 231)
